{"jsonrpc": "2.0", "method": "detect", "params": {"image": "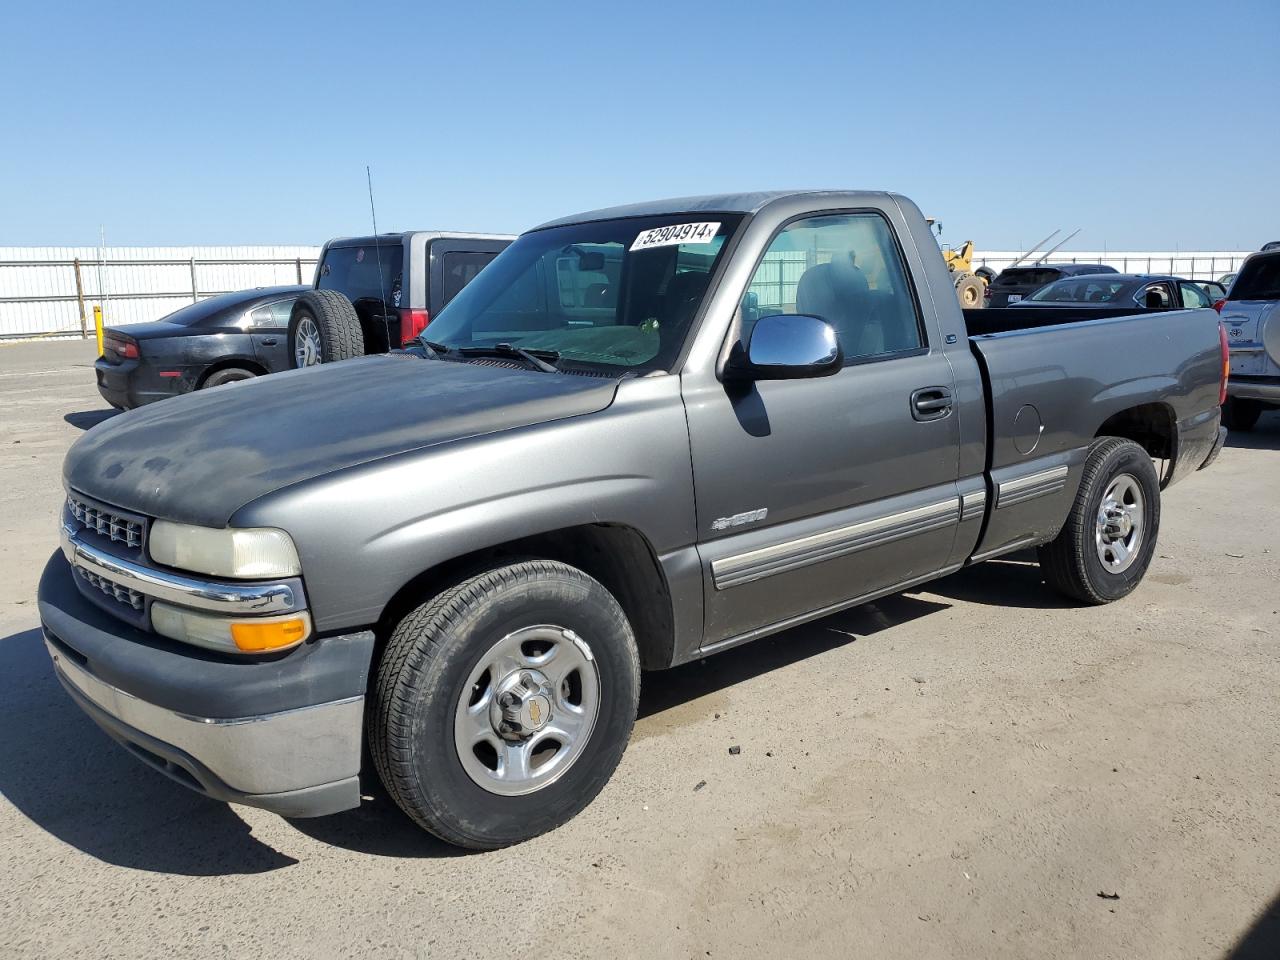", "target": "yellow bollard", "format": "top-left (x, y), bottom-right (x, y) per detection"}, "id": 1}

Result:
top-left (93, 305), bottom-right (104, 356)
